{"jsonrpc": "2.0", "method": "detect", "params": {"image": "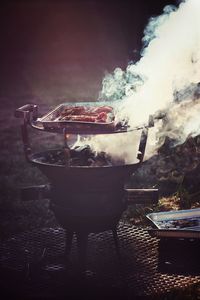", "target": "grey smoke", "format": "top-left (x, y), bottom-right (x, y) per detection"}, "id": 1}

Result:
top-left (79, 0), bottom-right (200, 163)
